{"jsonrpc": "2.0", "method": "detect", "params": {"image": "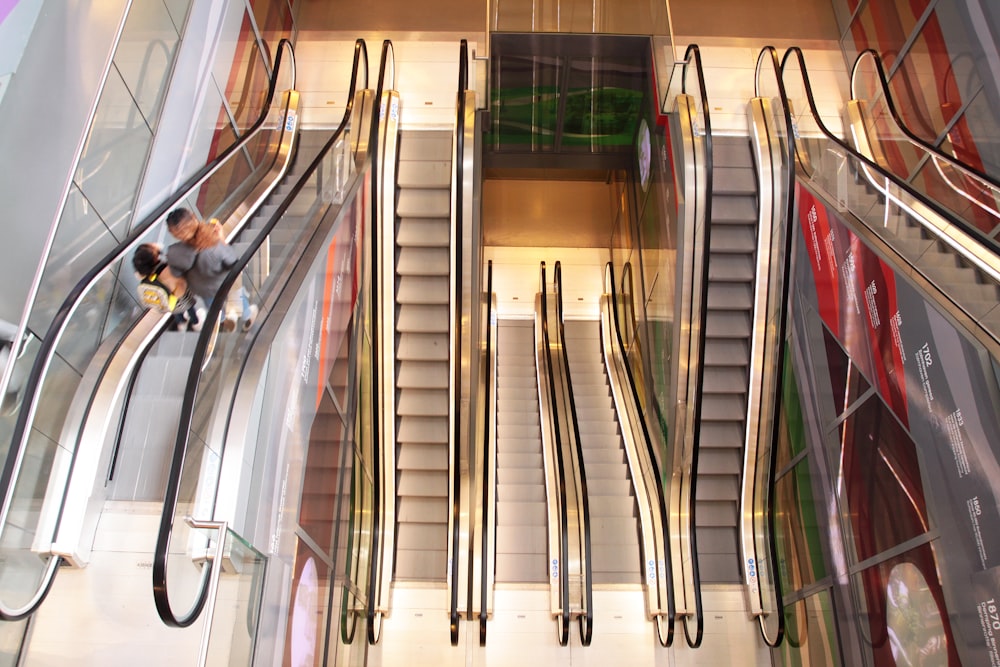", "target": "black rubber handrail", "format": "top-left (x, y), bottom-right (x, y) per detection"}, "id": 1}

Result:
top-left (552, 261), bottom-right (593, 647)
top-left (365, 38), bottom-right (394, 646)
top-left (679, 42), bottom-right (708, 649)
top-left (851, 49), bottom-right (1000, 189)
top-left (538, 261), bottom-right (570, 647)
top-left (479, 260), bottom-right (494, 647)
top-left (751, 44), bottom-right (793, 649)
top-left (0, 36), bottom-right (297, 624)
top-left (850, 49), bottom-right (1000, 224)
top-left (781, 46), bottom-right (1000, 258)
top-left (153, 38), bottom-right (369, 628)
top-left (449, 37), bottom-right (469, 648)
top-left (604, 261), bottom-right (674, 647)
